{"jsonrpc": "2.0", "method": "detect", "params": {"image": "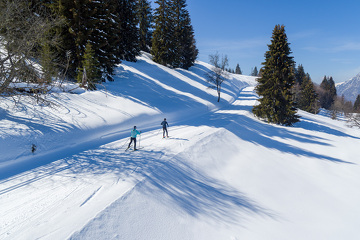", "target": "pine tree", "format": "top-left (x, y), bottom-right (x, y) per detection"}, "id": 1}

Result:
top-left (114, 0), bottom-right (140, 62)
top-left (251, 66), bottom-right (258, 76)
top-left (50, 0), bottom-right (140, 82)
top-left (298, 76), bottom-right (319, 114)
top-left (152, 0), bottom-right (173, 66)
top-left (294, 64), bottom-right (306, 85)
top-left (76, 42), bottom-right (101, 90)
top-left (152, 0), bottom-right (197, 69)
top-left (39, 42), bottom-right (57, 84)
top-left (292, 65), bottom-right (319, 113)
top-left (252, 25), bottom-right (299, 126)
top-left (319, 75), bottom-right (337, 109)
top-left (354, 95), bottom-right (360, 112)
top-left (137, 0), bottom-right (153, 52)
top-left (235, 64), bottom-right (242, 74)
top-left (170, 0), bottom-right (198, 69)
